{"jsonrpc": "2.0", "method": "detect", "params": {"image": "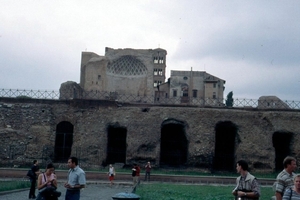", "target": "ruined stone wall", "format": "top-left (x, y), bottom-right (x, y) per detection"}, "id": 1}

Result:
top-left (0, 98), bottom-right (300, 171)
